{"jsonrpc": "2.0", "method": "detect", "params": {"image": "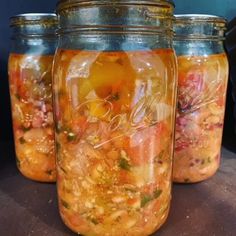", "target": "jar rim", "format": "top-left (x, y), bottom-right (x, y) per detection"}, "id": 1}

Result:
top-left (57, 0), bottom-right (175, 12)
top-left (10, 13), bottom-right (58, 27)
top-left (174, 14), bottom-right (227, 41)
top-left (56, 0), bottom-right (175, 34)
top-left (174, 14), bottom-right (227, 24)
